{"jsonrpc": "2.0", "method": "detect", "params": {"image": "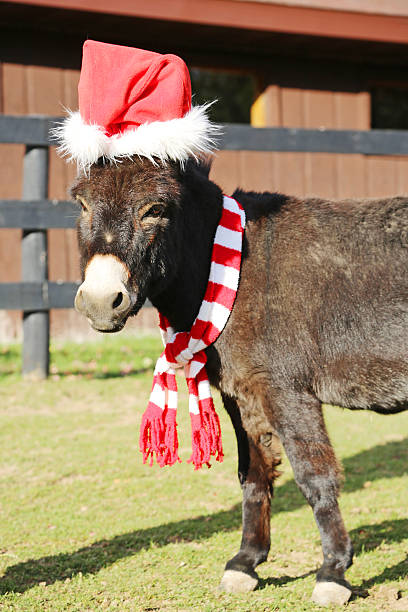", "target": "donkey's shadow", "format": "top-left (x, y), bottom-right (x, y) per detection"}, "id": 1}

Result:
top-left (0, 505), bottom-right (242, 595)
top-left (273, 437), bottom-right (408, 514)
top-left (349, 520), bottom-right (408, 591)
top-left (1, 439), bottom-right (407, 595)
